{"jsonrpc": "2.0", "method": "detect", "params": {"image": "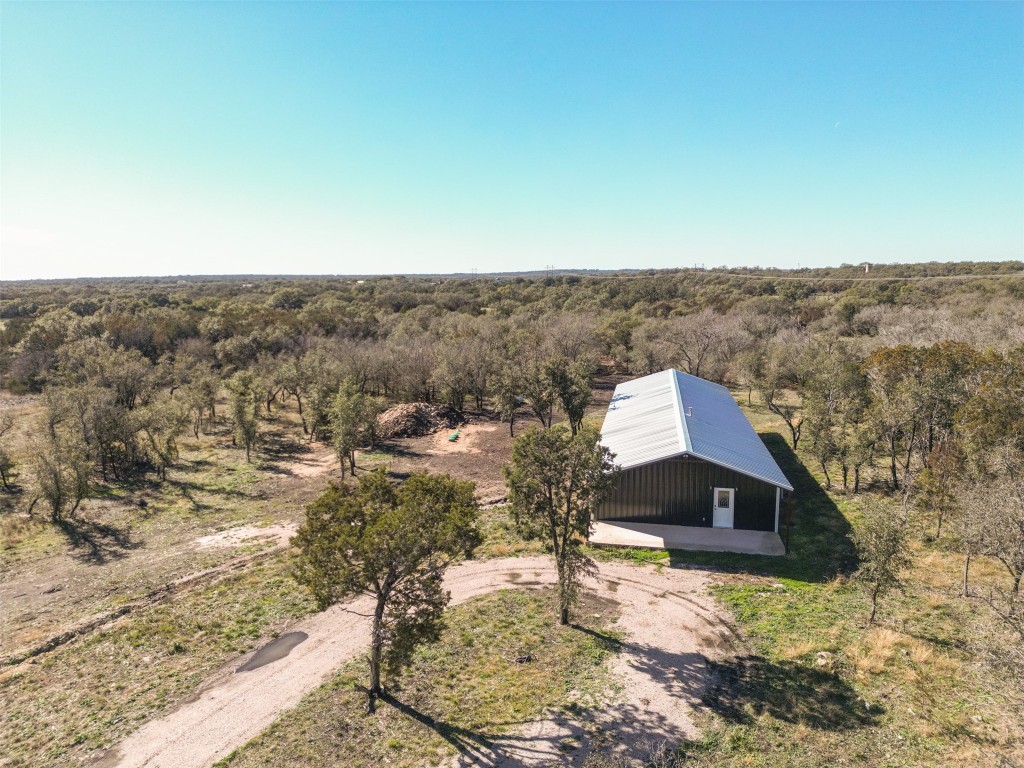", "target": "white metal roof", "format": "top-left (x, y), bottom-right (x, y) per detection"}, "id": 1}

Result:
top-left (599, 369), bottom-right (793, 491)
